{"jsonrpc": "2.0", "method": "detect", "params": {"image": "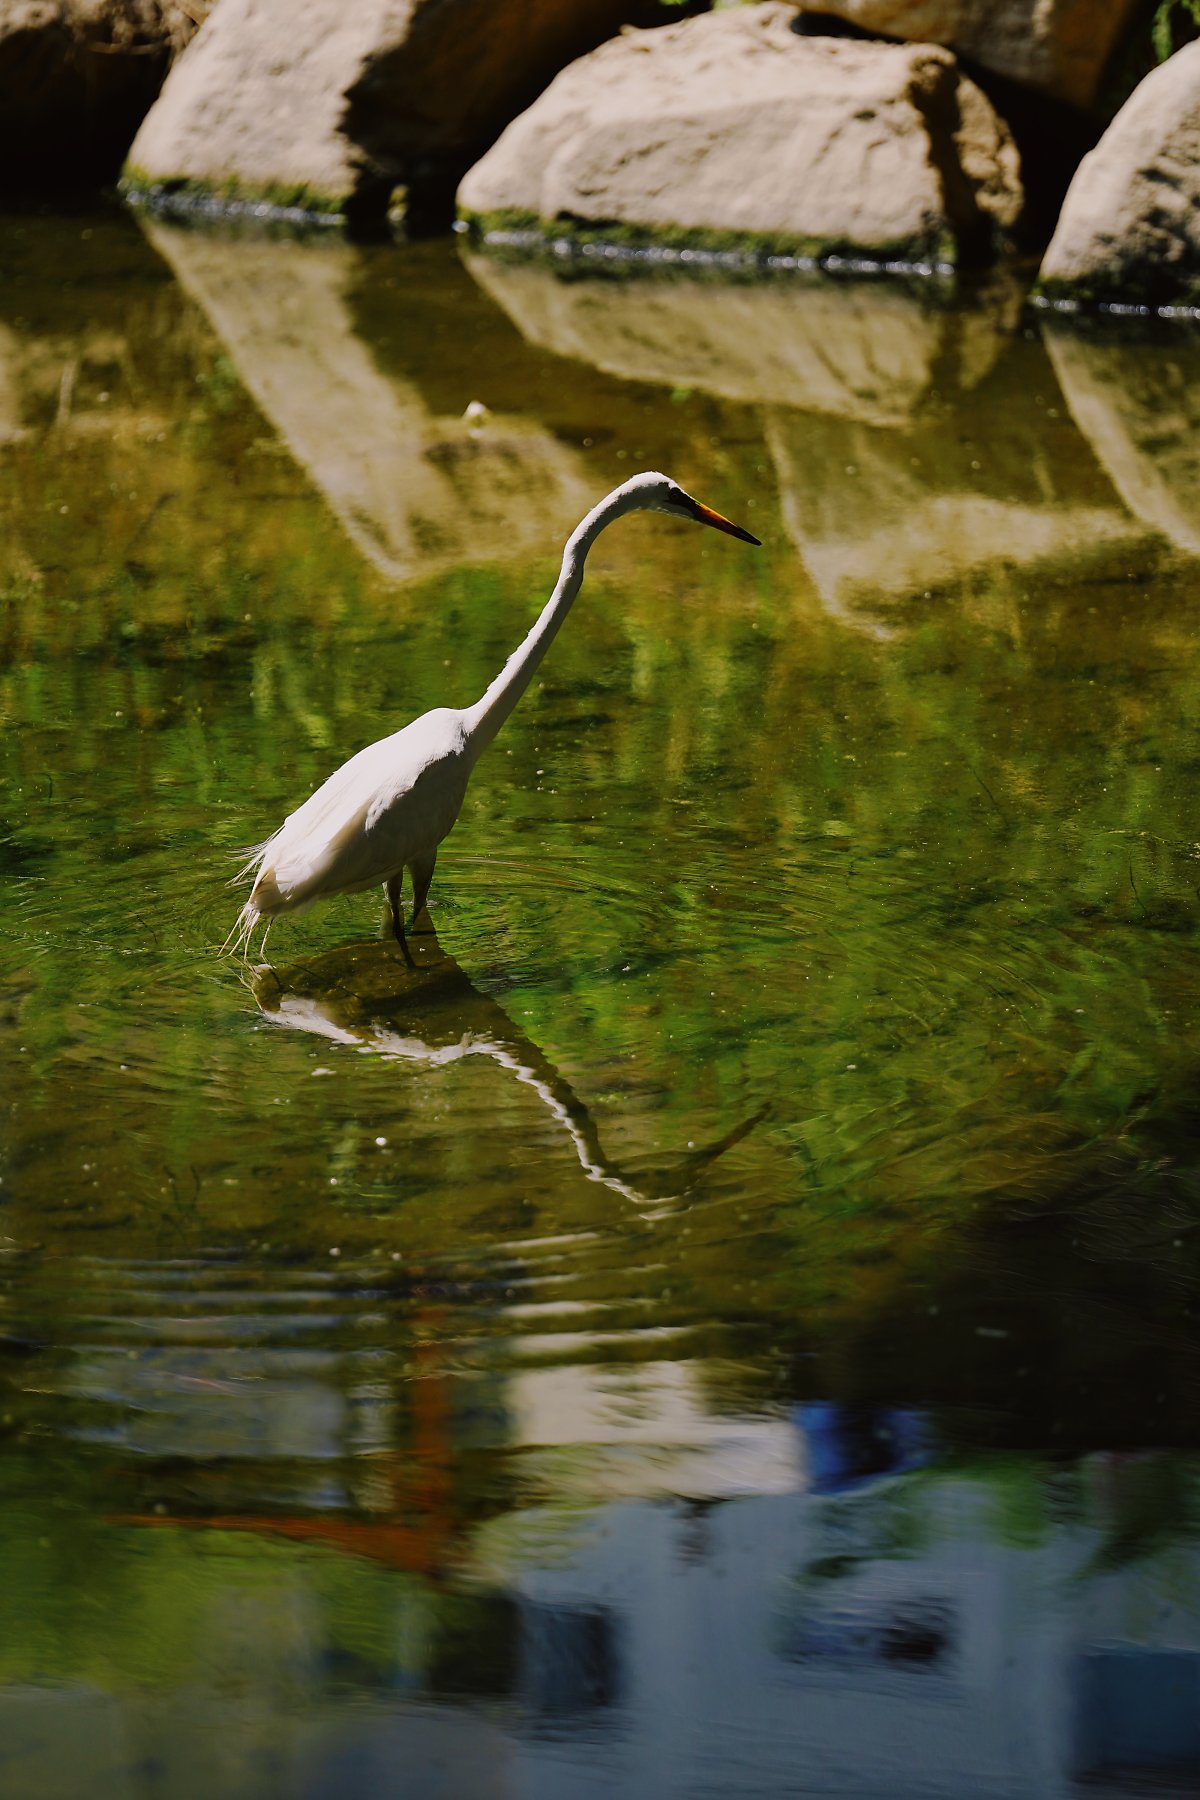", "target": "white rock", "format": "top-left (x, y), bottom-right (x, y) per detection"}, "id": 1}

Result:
top-left (1040, 42), bottom-right (1200, 305)
top-left (459, 3), bottom-right (1021, 265)
top-left (126, 0), bottom-right (660, 217)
